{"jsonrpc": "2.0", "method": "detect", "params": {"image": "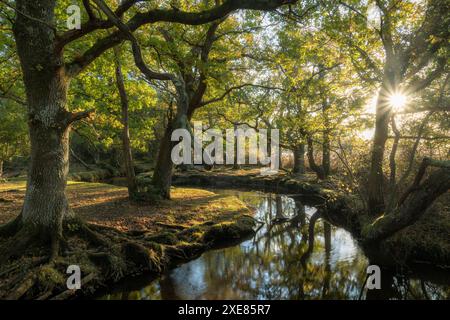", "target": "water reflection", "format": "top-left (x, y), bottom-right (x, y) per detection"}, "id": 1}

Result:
top-left (100, 190), bottom-right (450, 300)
